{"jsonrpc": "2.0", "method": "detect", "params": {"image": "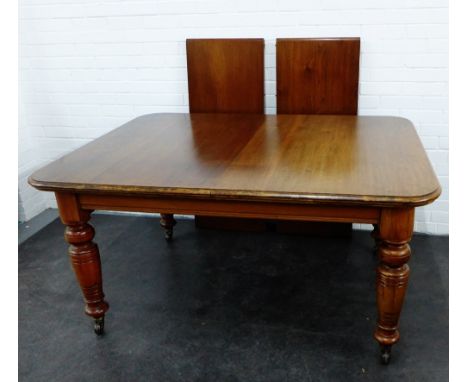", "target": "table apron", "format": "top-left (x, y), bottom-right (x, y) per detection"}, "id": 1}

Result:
top-left (78, 194), bottom-right (380, 224)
